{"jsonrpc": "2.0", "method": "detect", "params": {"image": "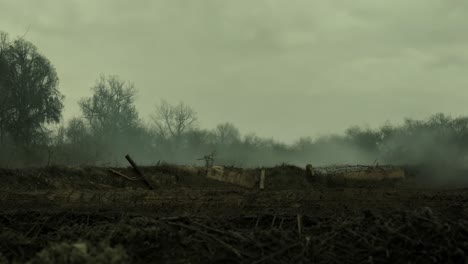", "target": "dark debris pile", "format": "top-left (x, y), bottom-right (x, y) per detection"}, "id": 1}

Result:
top-left (0, 208), bottom-right (467, 263)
